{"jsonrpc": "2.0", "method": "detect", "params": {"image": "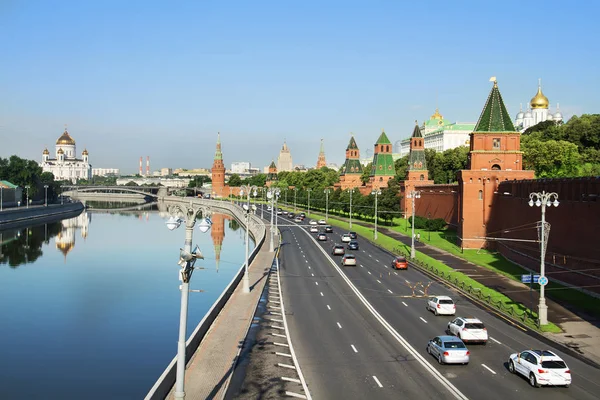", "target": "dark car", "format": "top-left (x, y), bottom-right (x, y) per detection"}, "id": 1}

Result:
top-left (300, 212), bottom-right (306, 218)
top-left (288, 212), bottom-right (295, 218)
top-left (325, 225), bottom-right (333, 233)
top-left (332, 244), bottom-right (345, 256)
top-left (349, 231), bottom-right (358, 239)
top-left (348, 240), bottom-right (359, 250)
